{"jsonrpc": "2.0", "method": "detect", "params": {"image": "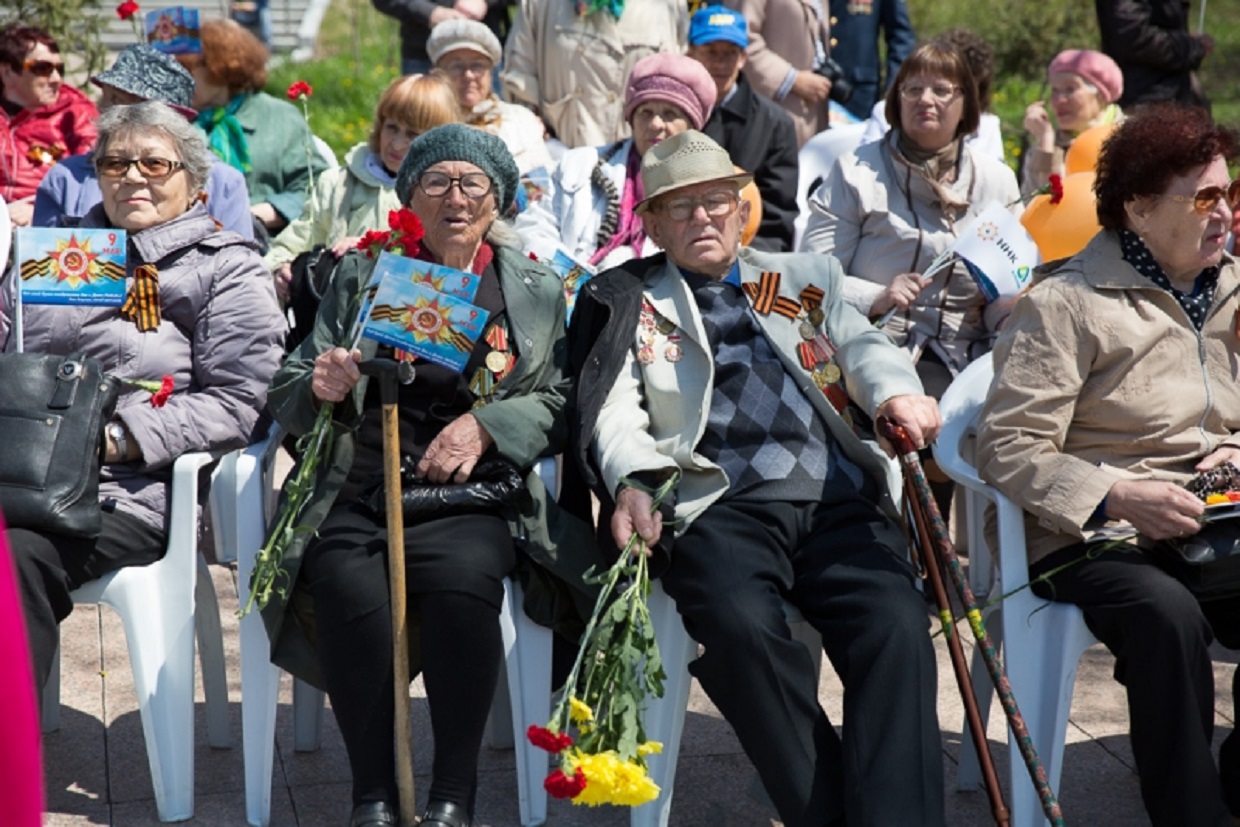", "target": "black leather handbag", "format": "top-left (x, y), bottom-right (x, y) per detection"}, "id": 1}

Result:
top-left (1142, 465), bottom-right (1240, 601)
top-left (364, 455), bottom-right (527, 521)
top-left (0, 351), bottom-right (119, 538)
